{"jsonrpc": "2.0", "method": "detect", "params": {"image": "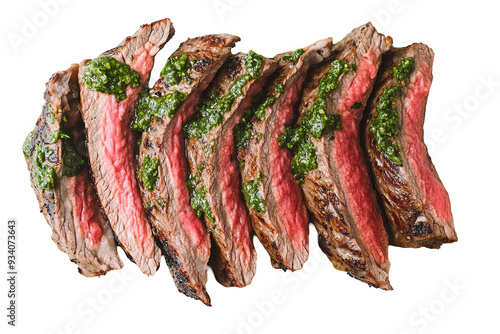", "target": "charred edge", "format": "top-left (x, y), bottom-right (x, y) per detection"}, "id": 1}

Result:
top-left (192, 58), bottom-right (214, 73)
top-left (410, 220), bottom-right (433, 237)
top-left (347, 272), bottom-right (380, 289)
top-left (253, 216), bottom-right (290, 271)
top-left (209, 234), bottom-right (241, 287)
top-left (157, 238), bottom-right (202, 301)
